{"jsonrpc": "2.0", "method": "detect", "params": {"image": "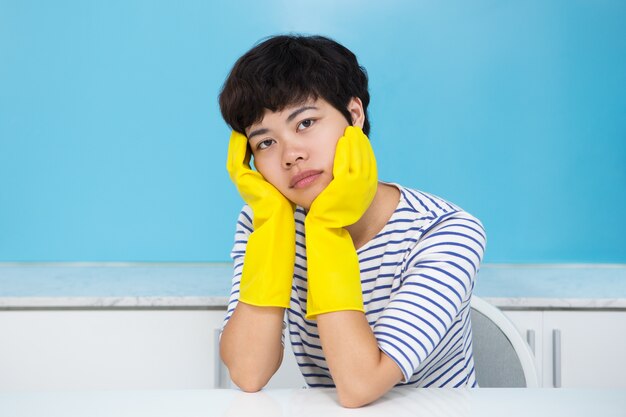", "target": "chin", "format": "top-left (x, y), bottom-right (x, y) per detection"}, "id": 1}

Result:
top-left (287, 191), bottom-right (317, 210)
top-left (291, 198), bottom-right (313, 210)
top-left (287, 179), bottom-right (329, 210)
